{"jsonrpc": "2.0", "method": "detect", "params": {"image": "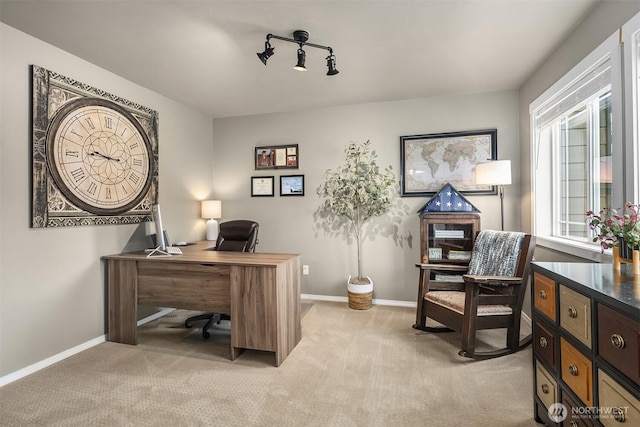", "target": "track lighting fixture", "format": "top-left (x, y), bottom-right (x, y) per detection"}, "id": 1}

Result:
top-left (256, 30), bottom-right (339, 76)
